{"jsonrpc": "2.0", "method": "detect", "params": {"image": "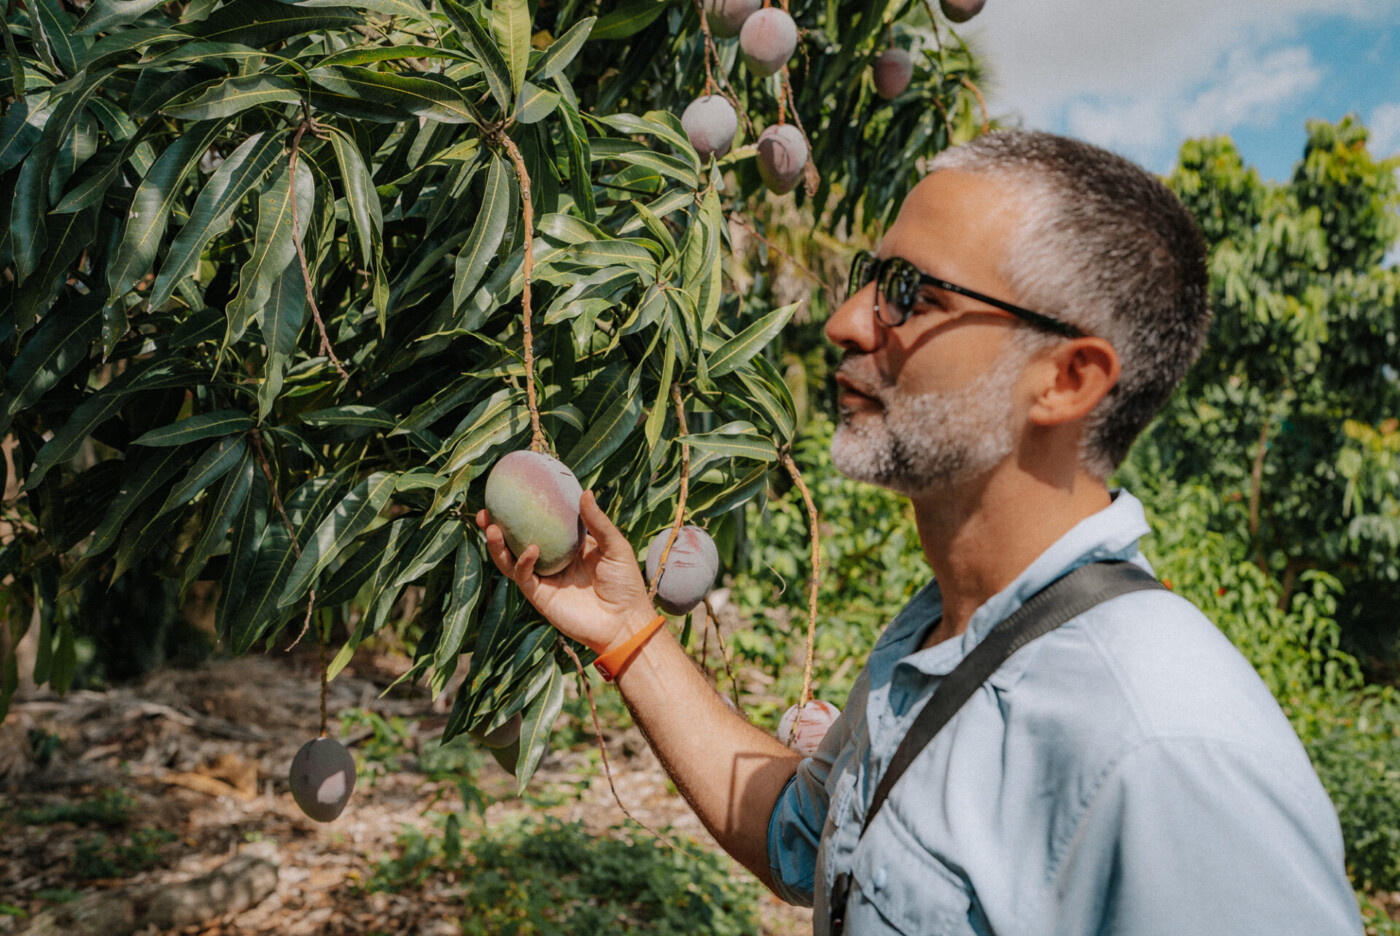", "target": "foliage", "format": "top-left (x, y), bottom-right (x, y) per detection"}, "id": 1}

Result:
top-left (12, 787), bottom-right (134, 827)
top-left (70, 826), bottom-right (177, 879)
top-left (1153, 118), bottom-right (1400, 662)
top-left (369, 814), bottom-right (761, 935)
top-left (0, 0), bottom-right (986, 793)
